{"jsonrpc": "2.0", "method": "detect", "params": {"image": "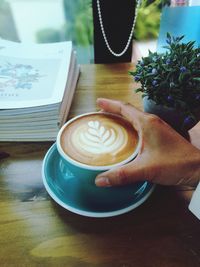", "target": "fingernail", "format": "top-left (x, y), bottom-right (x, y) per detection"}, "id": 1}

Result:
top-left (95, 177), bottom-right (111, 187)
